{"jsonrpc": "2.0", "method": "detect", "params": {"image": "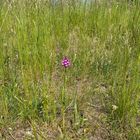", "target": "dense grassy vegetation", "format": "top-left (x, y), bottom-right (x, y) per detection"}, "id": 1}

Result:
top-left (0, 0), bottom-right (140, 139)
